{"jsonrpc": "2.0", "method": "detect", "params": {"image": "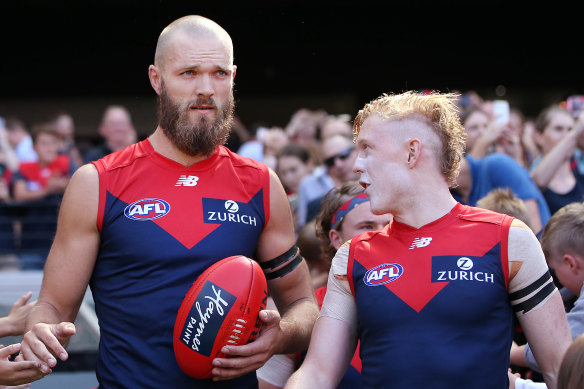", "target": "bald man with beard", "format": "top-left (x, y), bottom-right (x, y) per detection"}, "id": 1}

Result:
top-left (19, 15), bottom-right (318, 389)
